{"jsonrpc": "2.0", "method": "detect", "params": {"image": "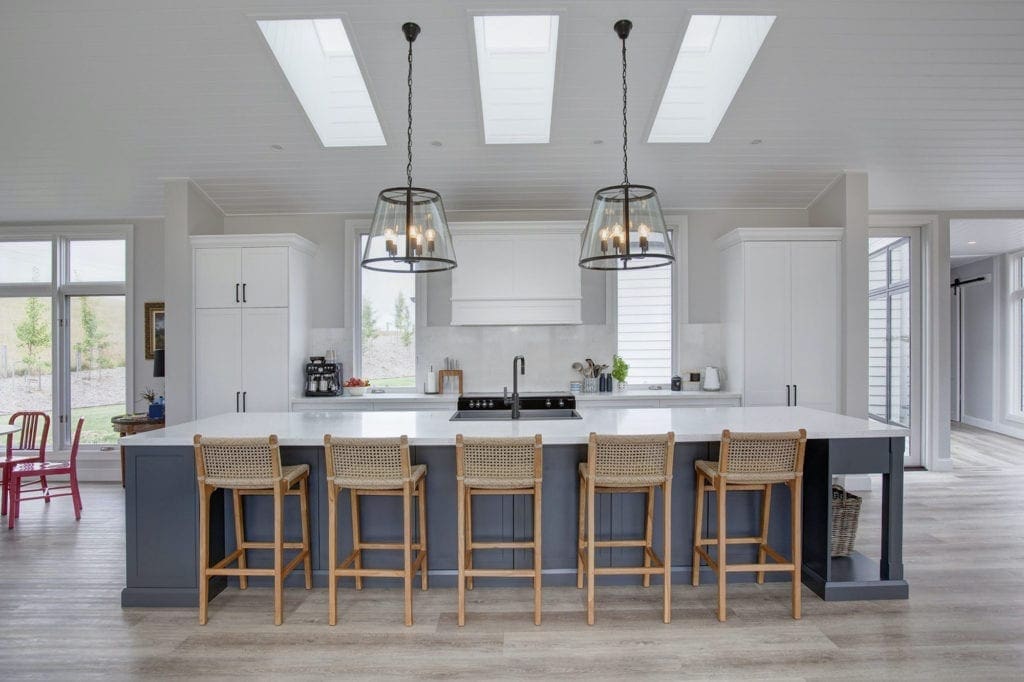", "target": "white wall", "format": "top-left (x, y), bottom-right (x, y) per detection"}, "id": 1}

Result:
top-left (223, 207), bottom-right (810, 392)
top-left (131, 218), bottom-right (165, 408)
top-left (163, 180), bottom-right (223, 424)
top-left (810, 172), bottom-right (870, 418)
